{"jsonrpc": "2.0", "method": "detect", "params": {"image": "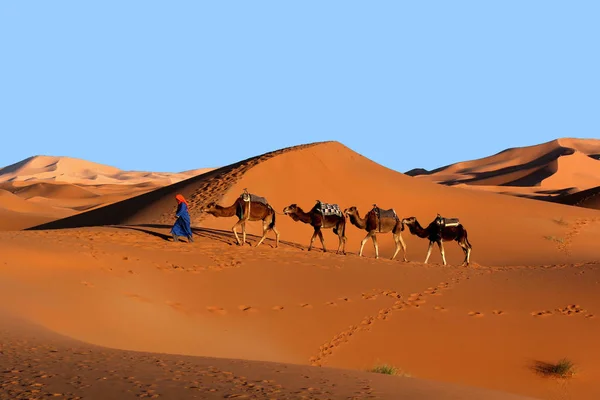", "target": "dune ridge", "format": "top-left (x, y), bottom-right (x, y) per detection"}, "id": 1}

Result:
top-left (406, 138), bottom-right (600, 206)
